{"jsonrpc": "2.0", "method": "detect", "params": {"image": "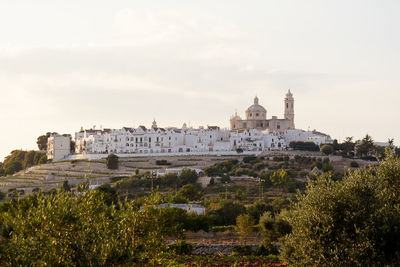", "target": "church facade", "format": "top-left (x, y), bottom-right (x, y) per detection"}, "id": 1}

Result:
top-left (230, 90), bottom-right (295, 133)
